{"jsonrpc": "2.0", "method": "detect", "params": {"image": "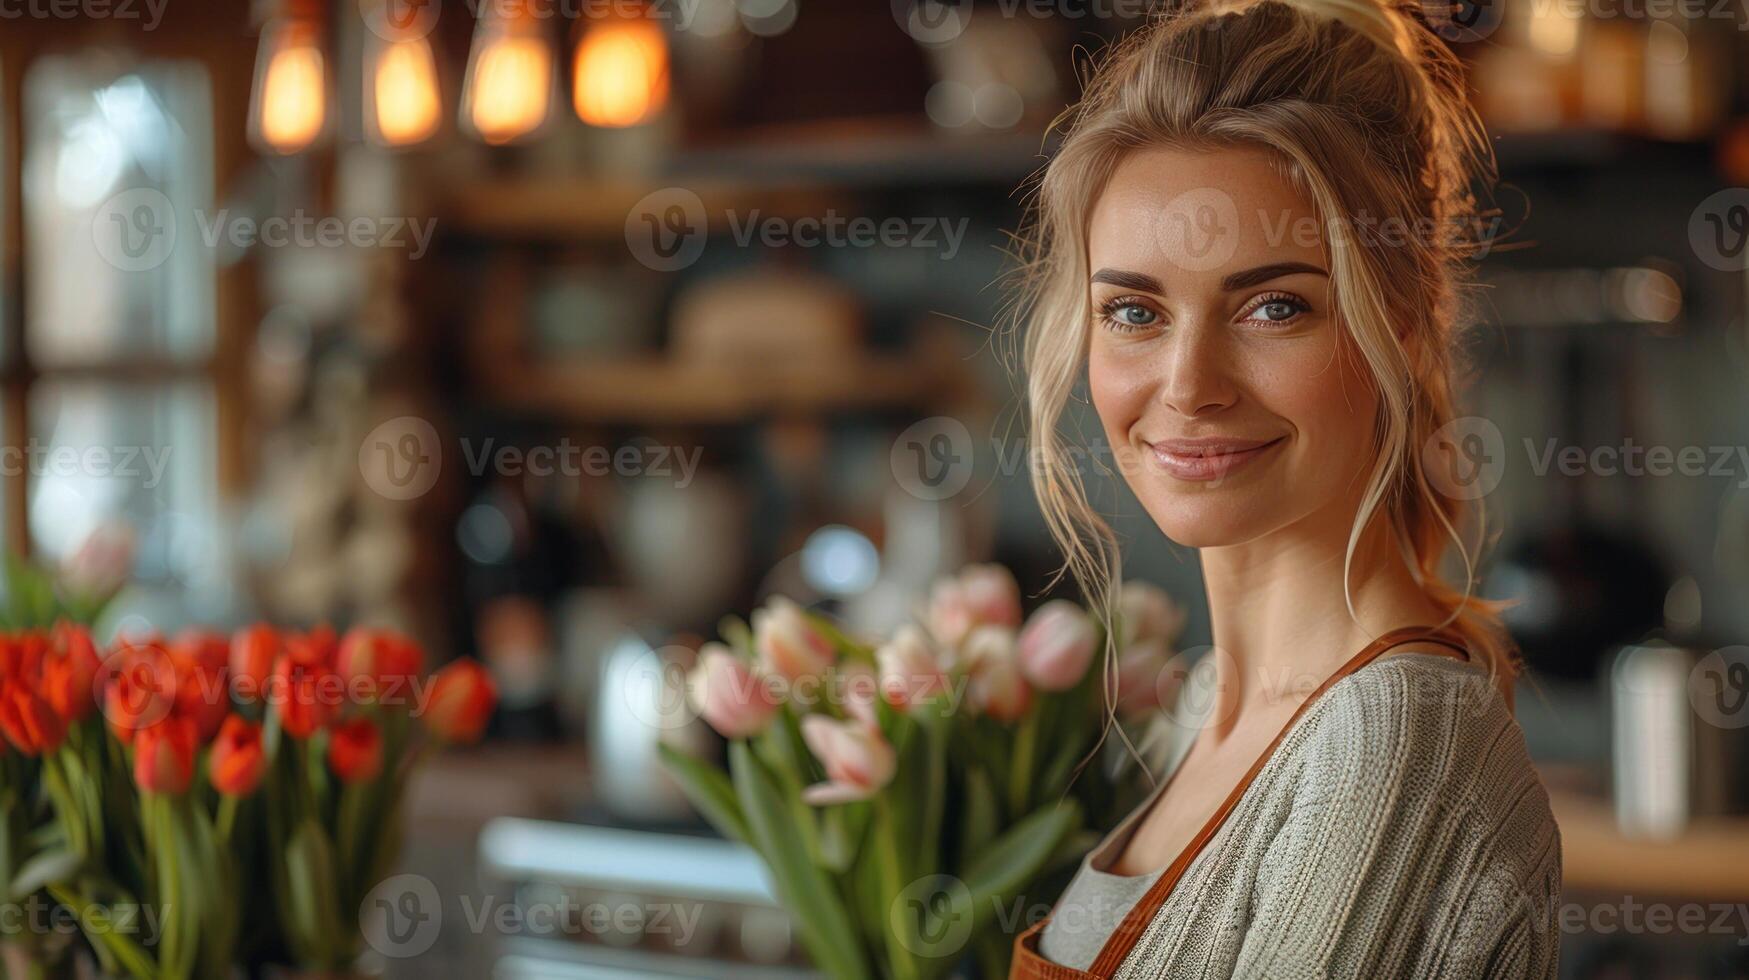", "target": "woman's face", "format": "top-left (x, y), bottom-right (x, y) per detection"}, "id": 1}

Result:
top-left (1086, 145), bottom-right (1377, 549)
